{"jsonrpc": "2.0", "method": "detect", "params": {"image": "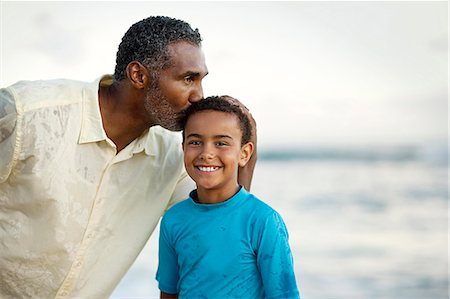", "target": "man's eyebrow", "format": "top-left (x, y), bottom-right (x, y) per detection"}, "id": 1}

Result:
top-left (183, 70), bottom-right (208, 78)
top-left (183, 71), bottom-right (199, 77)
